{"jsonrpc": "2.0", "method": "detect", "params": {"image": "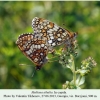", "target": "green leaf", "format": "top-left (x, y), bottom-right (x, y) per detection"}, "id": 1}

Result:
top-left (76, 76), bottom-right (85, 86)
